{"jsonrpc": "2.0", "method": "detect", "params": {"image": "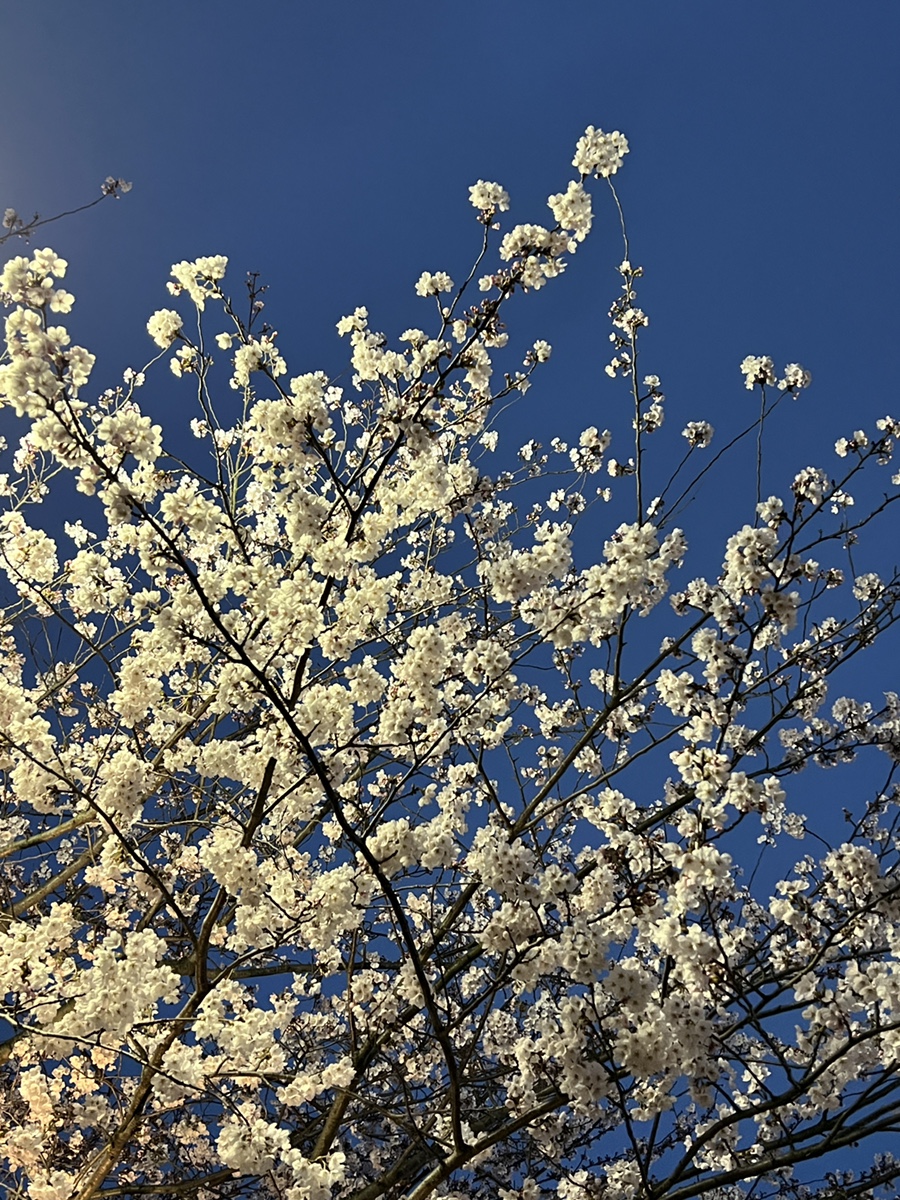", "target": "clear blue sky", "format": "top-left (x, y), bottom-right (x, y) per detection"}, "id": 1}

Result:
top-left (3, 1), bottom-right (898, 661)
top-left (3, 4), bottom-right (897, 437)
